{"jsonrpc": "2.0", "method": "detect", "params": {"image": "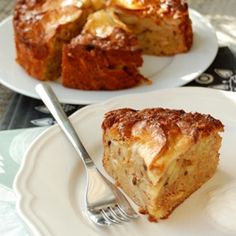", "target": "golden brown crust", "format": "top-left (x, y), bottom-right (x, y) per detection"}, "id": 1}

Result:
top-left (108, 0), bottom-right (189, 19)
top-left (62, 27), bottom-right (148, 90)
top-left (71, 28), bottom-right (141, 51)
top-left (102, 108), bottom-right (224, 139)
top-left (13, 0), bottom-right (91, 80)
top-left (13, 0), bottom-right (89, 45)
